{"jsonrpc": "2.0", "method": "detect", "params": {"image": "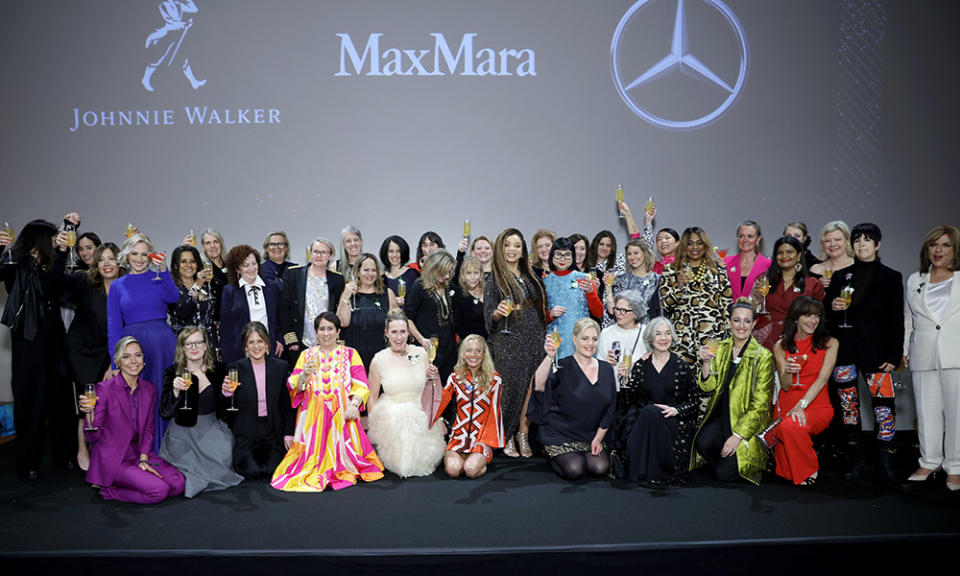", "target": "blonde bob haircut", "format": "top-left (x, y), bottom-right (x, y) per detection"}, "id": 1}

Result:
top-left (421, 249), bottom-right (456, 291)
top-left (572, 317), bottom-right (601, 340)
top-left (118, 233), bottom-right (154, 268)
top-left (818, 220), bottom-right (854, 261)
